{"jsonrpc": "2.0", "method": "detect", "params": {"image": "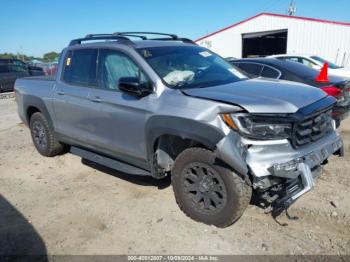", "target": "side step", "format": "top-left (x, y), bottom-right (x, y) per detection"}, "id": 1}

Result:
top-left (70, 146), bottom-right (151, 176)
